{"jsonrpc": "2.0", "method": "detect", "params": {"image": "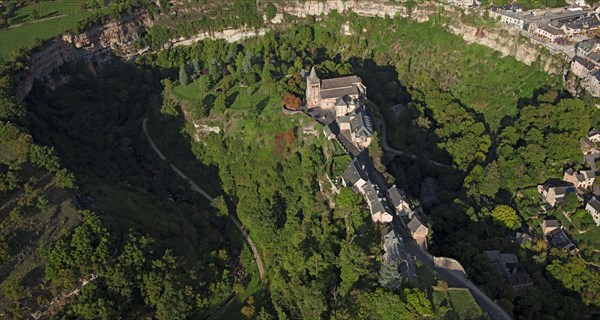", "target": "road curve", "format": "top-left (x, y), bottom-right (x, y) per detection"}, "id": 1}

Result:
top-left (391, 220), bottom-right (511, 320)
top-left (378, 117), bottom-right (509, 319)
top-left (142, 118), bottom-right (265, 280)
top-left (378, 115), bottom-right (452, 168)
